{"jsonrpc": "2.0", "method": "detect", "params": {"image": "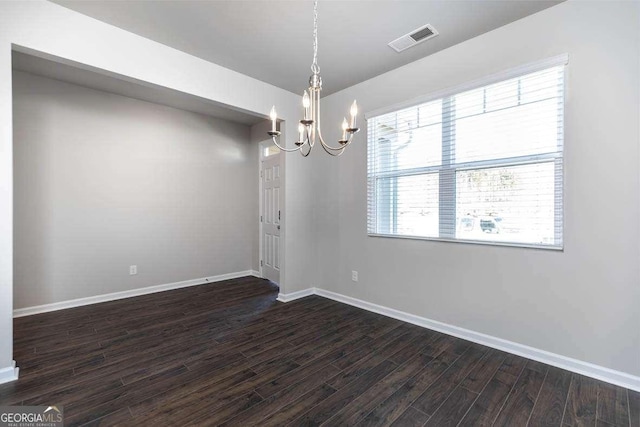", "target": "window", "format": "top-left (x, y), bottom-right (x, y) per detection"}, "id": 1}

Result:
top-left (367, 60), bottom-right (565, 249)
